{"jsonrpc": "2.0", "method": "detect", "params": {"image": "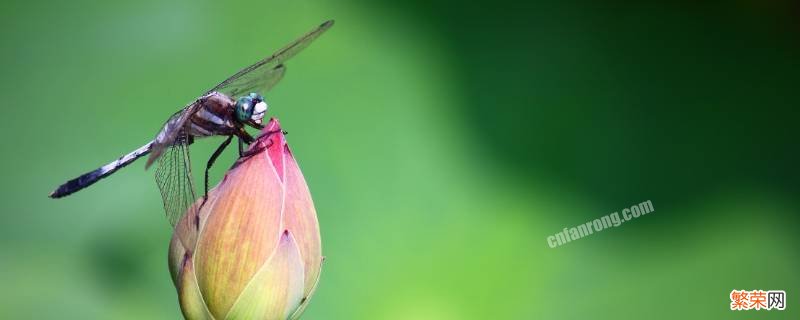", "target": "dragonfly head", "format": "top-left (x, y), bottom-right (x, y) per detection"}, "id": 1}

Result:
top-left (235, 92), bottom-right (268, 127)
